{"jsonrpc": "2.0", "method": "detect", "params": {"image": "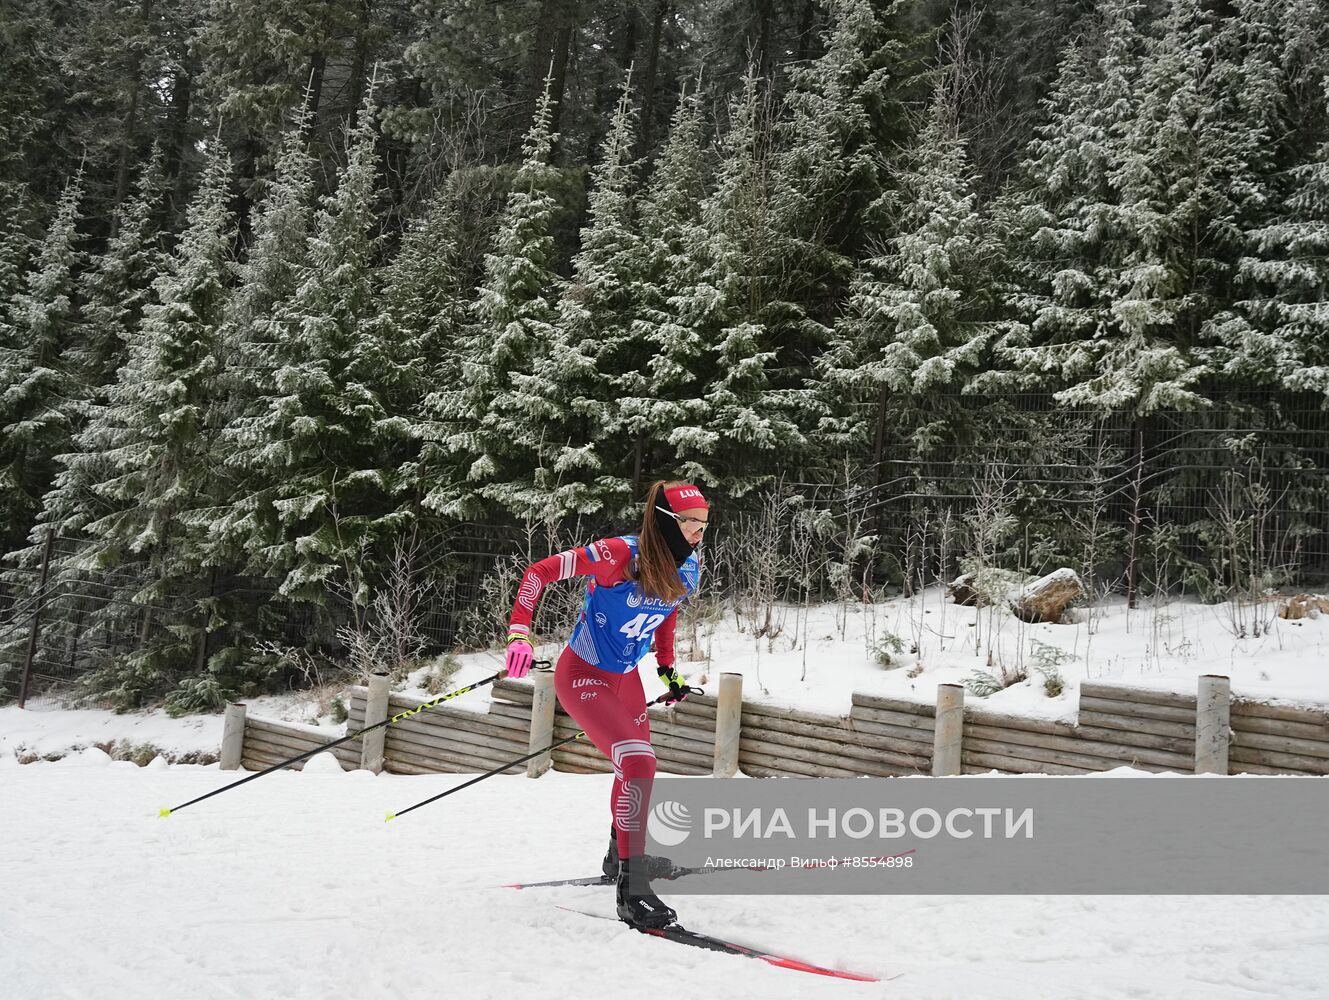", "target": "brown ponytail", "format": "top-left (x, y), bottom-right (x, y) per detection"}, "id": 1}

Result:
top-left (631, 480), bottom-right (690, 603)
